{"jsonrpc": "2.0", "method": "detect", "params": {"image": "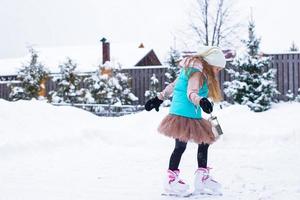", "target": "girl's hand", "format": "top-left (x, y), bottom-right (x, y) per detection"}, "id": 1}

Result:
top-left (145, 96), bottom-right (164, 112)
top-left (199, 98), bottom-right (213, 114)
